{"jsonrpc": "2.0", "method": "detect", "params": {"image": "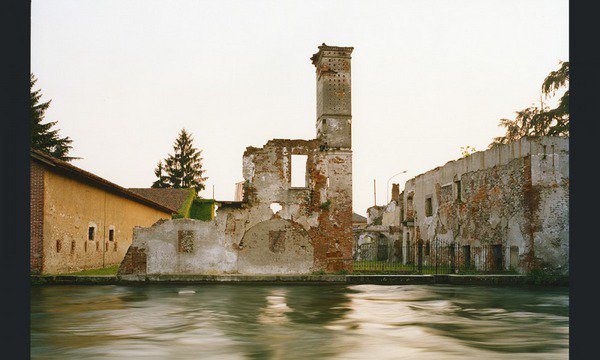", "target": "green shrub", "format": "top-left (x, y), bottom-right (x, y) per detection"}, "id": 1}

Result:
top-left (527, 268), bottom-right (561, 285)
top-left (189, 198), bottom-right (215, 221)
top-left (319, 200), bottom-right (331, 210)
